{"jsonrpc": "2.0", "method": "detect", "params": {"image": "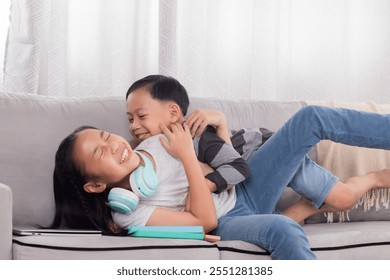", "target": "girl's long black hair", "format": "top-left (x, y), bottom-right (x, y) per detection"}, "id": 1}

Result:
top-left (51, 126), bottom-right (123, 235)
